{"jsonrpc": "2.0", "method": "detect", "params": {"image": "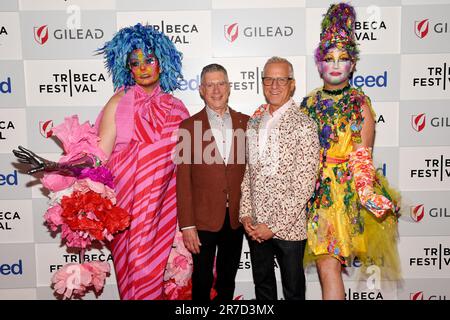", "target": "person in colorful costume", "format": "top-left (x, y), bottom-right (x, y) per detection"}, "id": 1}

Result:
top-left (13, 23), bottom-right (192, 300)
top-left (300, 3), bottom-right (401, 300)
